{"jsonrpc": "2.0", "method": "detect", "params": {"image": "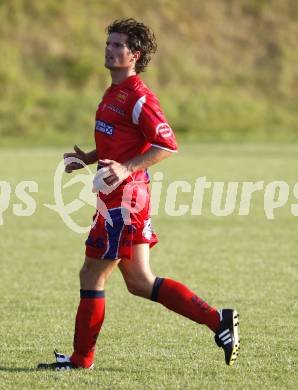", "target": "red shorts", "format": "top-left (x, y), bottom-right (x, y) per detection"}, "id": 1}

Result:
top-left (85, 183), bottom-right (158, 260)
